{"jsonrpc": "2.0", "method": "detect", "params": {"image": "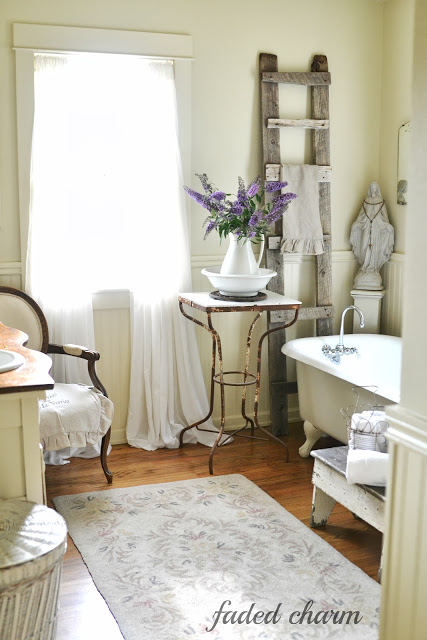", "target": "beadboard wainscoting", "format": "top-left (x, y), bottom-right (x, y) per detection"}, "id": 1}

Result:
top-left (0, 252), bottom-right (405, 444)
top-left (382, 253), bottom-right (405, 336)
top-left (193, 250), bottom-right (362, 427)
top-left (92, 292), bottom-right (131, 445)
top-left (380, 407), bottom-right (427, 638)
